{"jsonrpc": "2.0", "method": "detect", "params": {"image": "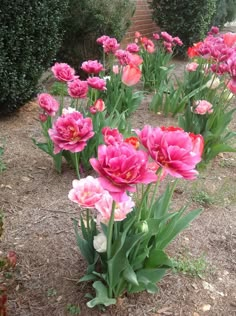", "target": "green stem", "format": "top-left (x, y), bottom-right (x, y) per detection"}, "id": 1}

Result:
top-left (75, 152), bottom-right (80, 179)
top-left (136, 183), bottom-right (152, 222)
top-left (107, 201), bottom-right (116, 298)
